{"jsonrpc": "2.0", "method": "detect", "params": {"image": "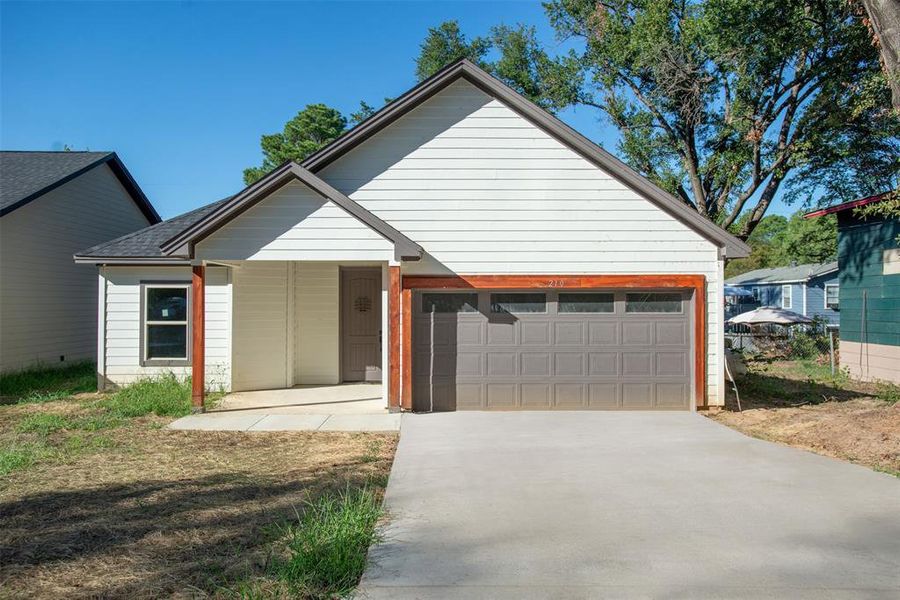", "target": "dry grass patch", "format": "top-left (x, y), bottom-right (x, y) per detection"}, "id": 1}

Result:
top-left (1, 426), bottom-right (397, 598)
top-left (712, 359), bottom-right (900, 476)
